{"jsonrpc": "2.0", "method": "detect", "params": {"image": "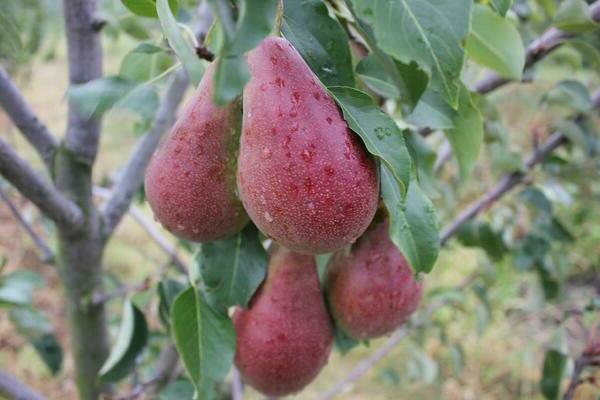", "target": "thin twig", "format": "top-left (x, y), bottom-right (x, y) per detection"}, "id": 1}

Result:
top-left (94, 187), bottom-right (187, 274)
top-left (0, 138), bottom-right (83, 232)
top-left (117, 345), bottom-right (180, 400)
top-left (440, 131), bottom-right (566, 244)
top-left (0, 66), bottom-right (57, 168)
top-left (563, 355), bottom-right (600, 400)
top-left (232, 367), bottom-right (244, 400)
top-left (0, 370), bottom-right (46, 400)
top-left (0, 187), bottom-right (54, 264)
top-left (91, 278), bottom-right (151, 306)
